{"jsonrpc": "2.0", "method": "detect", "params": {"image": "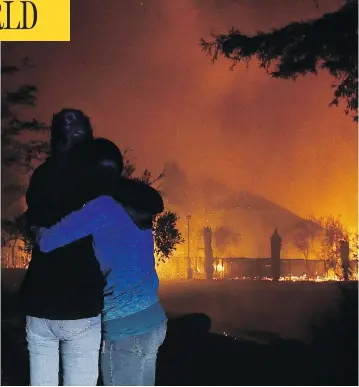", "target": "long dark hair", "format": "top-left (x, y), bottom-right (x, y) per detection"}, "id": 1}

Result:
top-left (50, 109), bottom-right (93, 156)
